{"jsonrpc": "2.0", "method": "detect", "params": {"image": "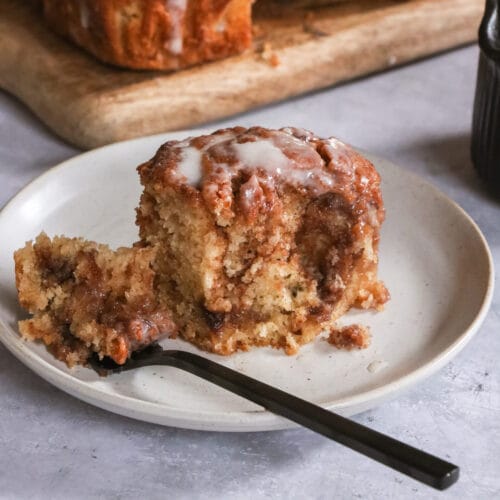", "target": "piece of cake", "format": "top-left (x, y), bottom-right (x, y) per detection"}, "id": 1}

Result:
top-left (41, 0), bottom-right (253, 70)
top-left (136, 126), bottom-right (388, 355)
top-left (15, 233), bottom-right (176, 367)
top-left (14, 126), bottom-right (388, 366)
